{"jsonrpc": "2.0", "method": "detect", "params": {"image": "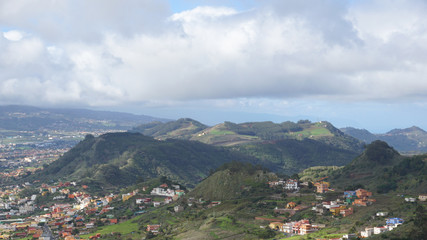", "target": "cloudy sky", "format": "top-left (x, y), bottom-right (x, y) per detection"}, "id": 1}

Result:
top-left (1, 0), bottom-right (427, 132)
